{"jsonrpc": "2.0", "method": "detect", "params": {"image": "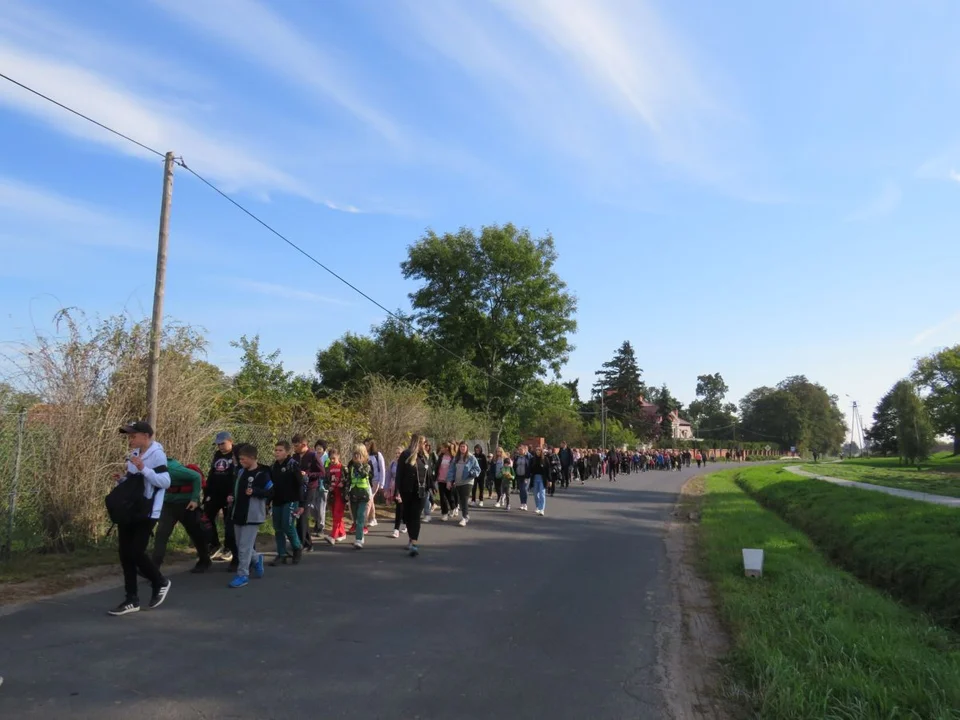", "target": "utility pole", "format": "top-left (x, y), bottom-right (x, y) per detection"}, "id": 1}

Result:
top-left (146, 151), bottom-right (175, 430)
top-left (601, 391), bottom-right (606, 450)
